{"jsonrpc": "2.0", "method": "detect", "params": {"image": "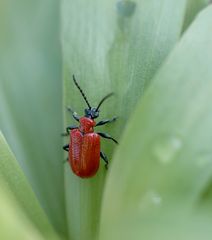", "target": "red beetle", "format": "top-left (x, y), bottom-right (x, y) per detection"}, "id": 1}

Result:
top-left (63, 75), bottom-right (118, 178)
